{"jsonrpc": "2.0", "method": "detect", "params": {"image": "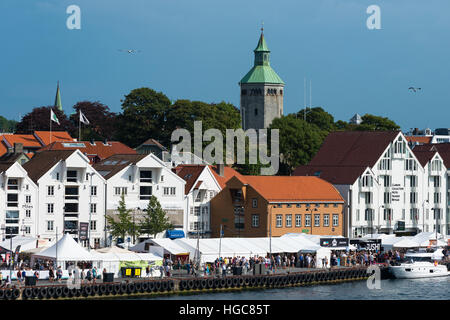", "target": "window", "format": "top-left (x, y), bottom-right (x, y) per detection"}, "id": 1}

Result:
top-left (7, 179), bottom-right (18, 190)
top-left (381, 175), bottom-right (391, 187)
top-left (90, 186), bottom-right (97, 196)
top-left (254, 109), bottom-right (258, 116)
top-left (65, 186), bottom-right (79, 200)
top-left (67, 170), bottom-right (77, 182)
top-left (286, 214), bottom-right (292, 228)
top-left (433, 176), bottom-right (441, 188)
top-left (90, 221), bottom-right (97, 231)
top-left (394, 138), bottom-right (406, 154)
top-left (405, 159), bottom-right (417, 171)
top-left (434, 192), bottom-right (441, 204)
top-left (140, 170), bottom-right (152, 183)
top-left (86, 173), bottom-right (89, 181)
top-left (305, 215), bottom-right (311, 227)
top-left (90, 203), bottom-right (97, 214)
top-left (252, 214), bottom-right (259, 228)
top-left (26, 195), bottom-right (31, 203)
top-left (202, 206), bottom-right (208, 215)
top-left (384, 192), bottom-right (391, 204)
top-left (252, 198), bottom-right (258, 208)
top-left (47, 203), bottom-right (54, 214)
top-left (26, 210), bottom-right (31, 218)
top-left (164, 187), bottom-right (176, 196)
top-left (161, 175), bottom-right (164, 182)
top-left (114, 187), bottom-right (127, 196)
top-left (56, 172), bottom-right (60, 181)
top-left (364, 192), bottom-right (372, 204)
top-left (332, 214), bottom-right (339, 227)
top-left (365, 209), bottom-right (374, 221)
top-left (194, 207), bottom-right (200, 216)
top-left (25, 226), bottom-right (31, 234)
top-left (276, 215), bottom-right (282, 228)
top-left (323, 214), bottom-right (330, 227)
top-left (410, 208), bottom-right (419, 221)
top-left (433, 209), bottom-right (441, 220)
top-left (361, 175), bottom-right (373, 187)
top-left (5, 211), bottom-right (19, 224)
top-left (64, 203), bottom-right (78, 213)
top-left (47, 221), bottom-right (54, 231)
top-left (47, 186), bottom-right (54, 196)
top-left (410, 192), bottom-right (418, 204)
top-left (296, 204), bottom-right (301, 208)
top-left (140, 186), bottom-right (152, 200)
top-left (431, 159), bottom-right (442, 171)
top-left (378, 159), bottom-right (391, 170)
top-left (295, 214), bottom-right (302, 227)
top-left (383, 209), bottom-right (392, 221)
top-left (314, 214), bottom-right (320, 227)
top-left (409, 175), bottom-right (418, 187)
top-left (7, 194), bottom-right (18, 207)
